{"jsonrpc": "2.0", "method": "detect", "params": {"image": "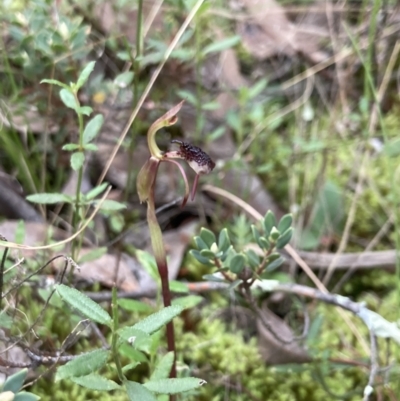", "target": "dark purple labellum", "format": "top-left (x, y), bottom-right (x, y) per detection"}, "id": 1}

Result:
top-left (171, 140), bottom-right (215, 175)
